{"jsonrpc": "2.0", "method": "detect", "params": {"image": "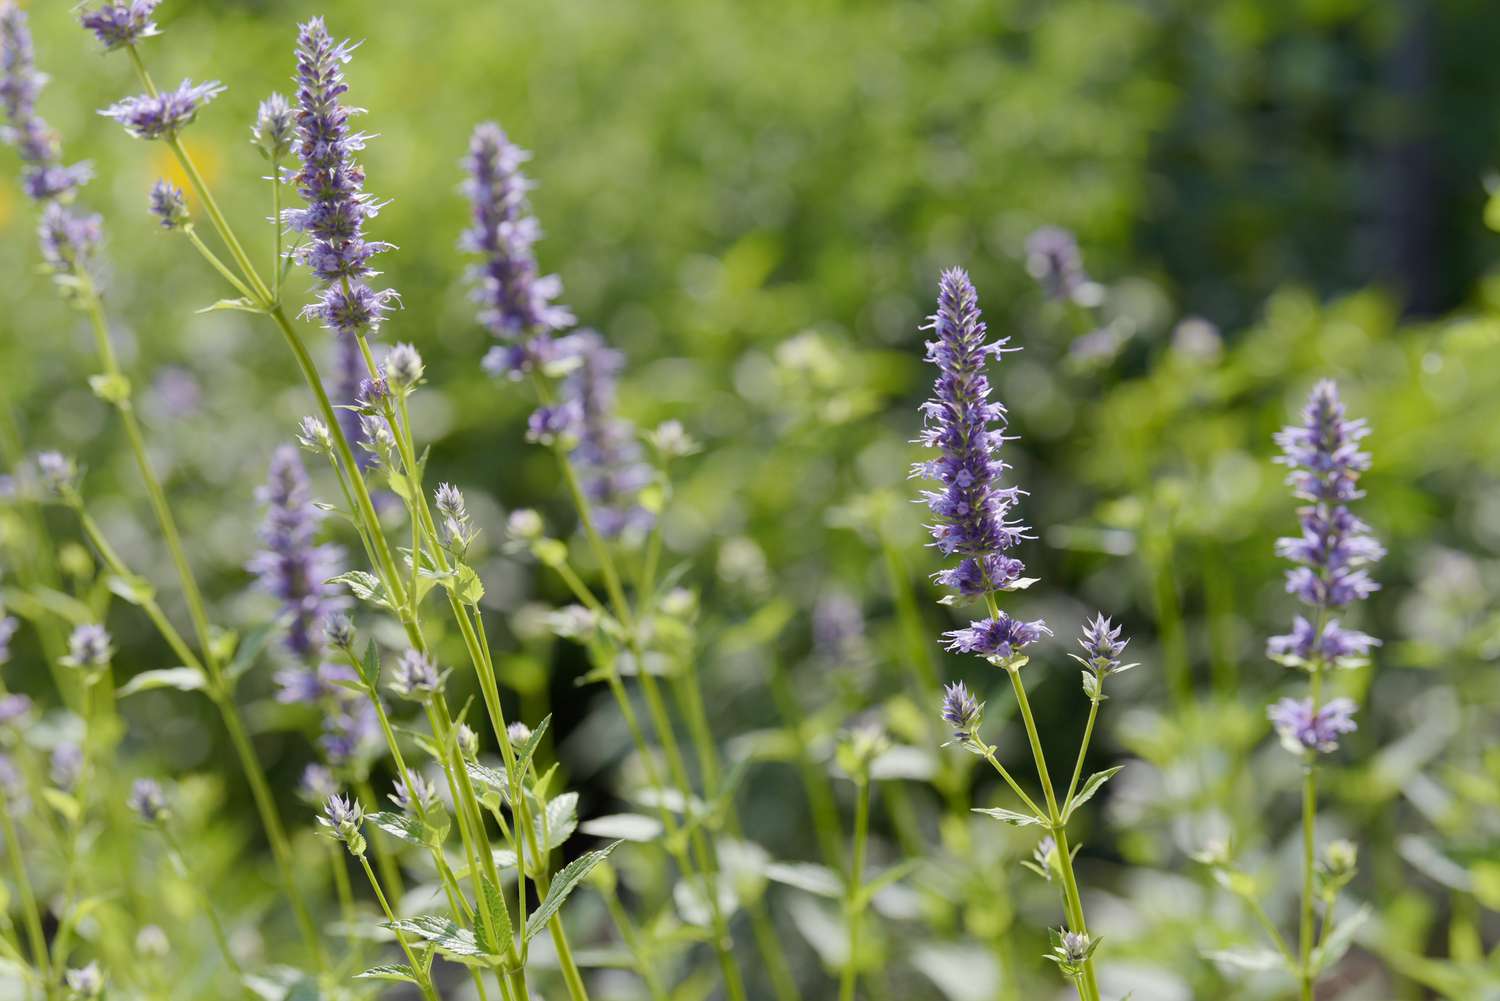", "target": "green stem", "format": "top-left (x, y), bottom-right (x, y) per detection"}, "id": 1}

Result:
top-left (600, 878), bottom-right (671, 1001)
top-left (1300, 668), bottom-right (1324, 1000)
top-left (160, 826), bottom-right (243, 979)
top-left (980, 749), bottom-right (1047, 823)
top-left (0, 800), bottom-right (50, 984)
top-left (839, 777), bottom-right (871, 1001)
top-left (355, 776), bottom-right (405, 907)
top-left (1004, 663), bottom-right (1100, 1001)
top-left (768, 658), bottom-right (844, 873)
top-left (1064, 696), bottom-right (1102, 810)
top-left (358, 855), bottom-right (441, 1001)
